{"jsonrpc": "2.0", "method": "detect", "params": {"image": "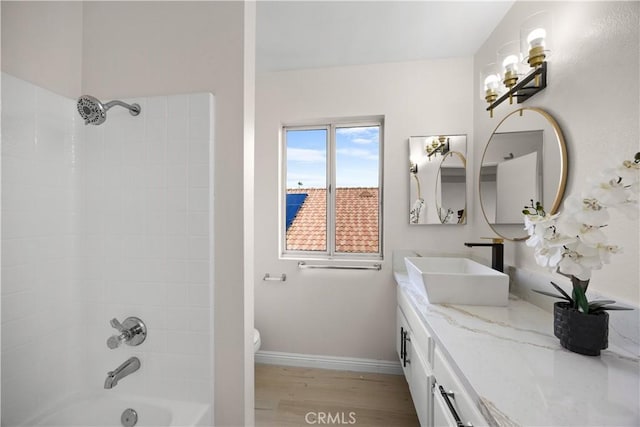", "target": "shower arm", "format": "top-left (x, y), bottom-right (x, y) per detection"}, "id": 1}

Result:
top-left (104, 100), bottom-right (141, 115)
